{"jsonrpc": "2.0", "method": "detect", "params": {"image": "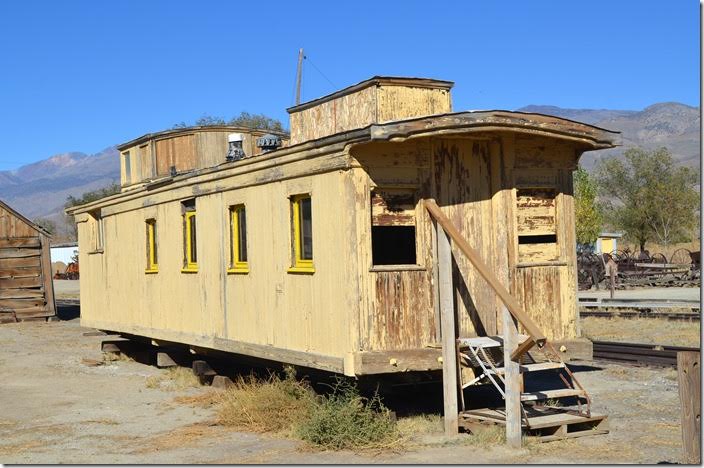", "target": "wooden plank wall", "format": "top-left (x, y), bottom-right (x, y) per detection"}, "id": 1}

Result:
top-left (78, 154), bottom-right (358, 362)
top-left (289, 85), bottom-right (452, 145)
top-left (0, 205), bottom-right (55, 322)
top-left (351, 133), bottom-right (580, 351)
